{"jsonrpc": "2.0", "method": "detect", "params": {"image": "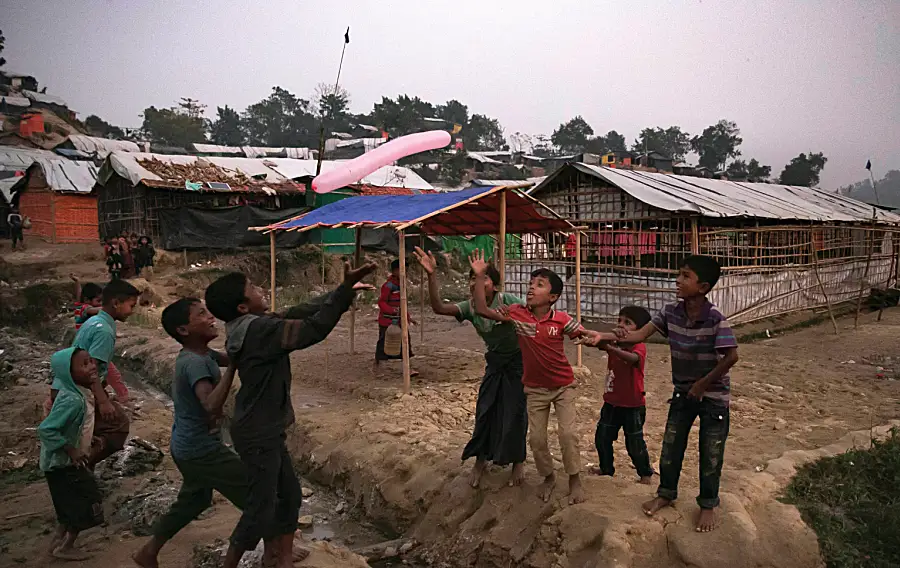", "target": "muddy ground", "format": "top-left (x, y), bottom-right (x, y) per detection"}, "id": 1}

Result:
top-left (2, 242), bottom-right (900, 567)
